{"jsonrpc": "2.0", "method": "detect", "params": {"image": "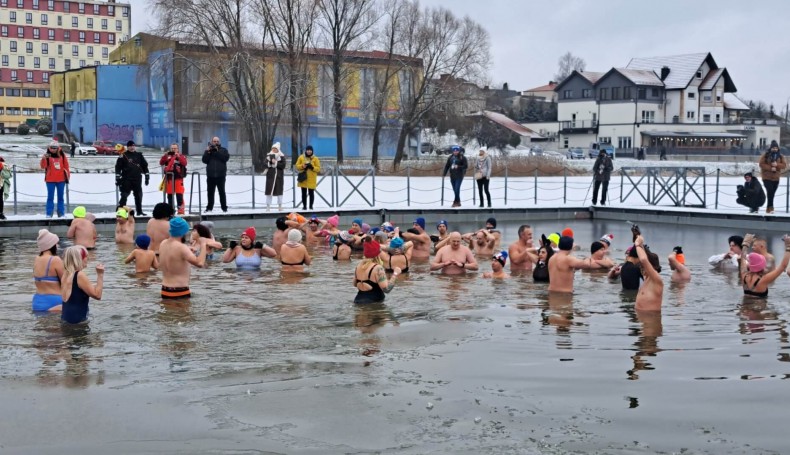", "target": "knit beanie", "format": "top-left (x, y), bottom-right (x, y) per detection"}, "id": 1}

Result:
top-left (135, 234), bottom-right (151, 250)
top-left (288, 229), bottom-right (302, 243)
top-left (37, 229), bottom-right (59, 252)
top-left (243, 227), bottom-right (257, 242)
top-left (363, 240), bottom-right (381, 258)
top-left (169, 217), bottom-right (190, 238)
